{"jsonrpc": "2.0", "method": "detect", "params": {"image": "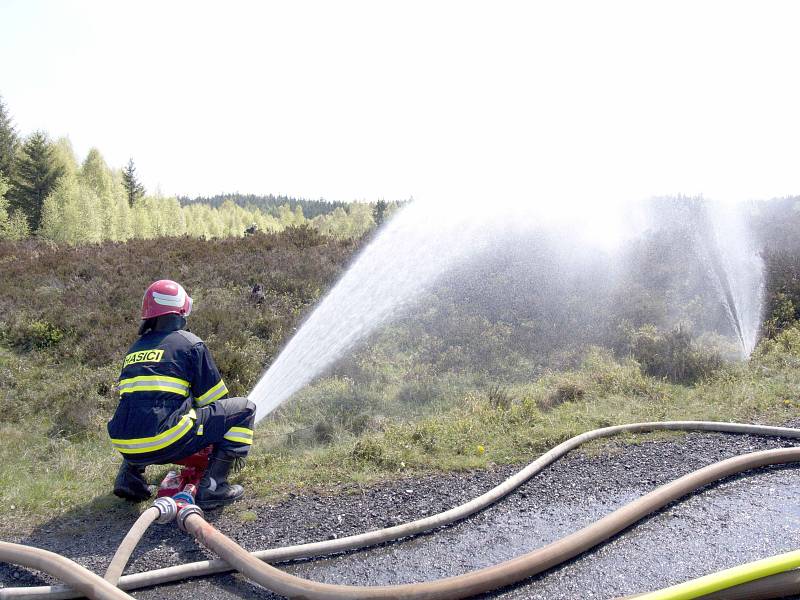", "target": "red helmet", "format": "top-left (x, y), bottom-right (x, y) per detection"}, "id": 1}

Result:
top-left (141, 280), bottom-right (193, 320)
